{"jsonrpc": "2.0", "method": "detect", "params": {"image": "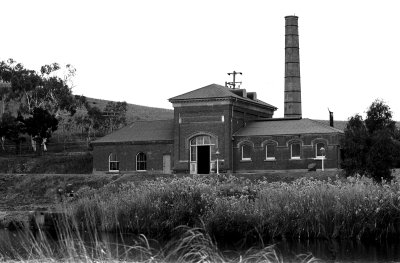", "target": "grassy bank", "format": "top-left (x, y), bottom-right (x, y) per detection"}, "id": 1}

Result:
top-left (0, 152), bottom-right (93, 174)
top-left (0, 173), bottom-right (116, 229)
top-left (68, 173), bottom-right (400, 245)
